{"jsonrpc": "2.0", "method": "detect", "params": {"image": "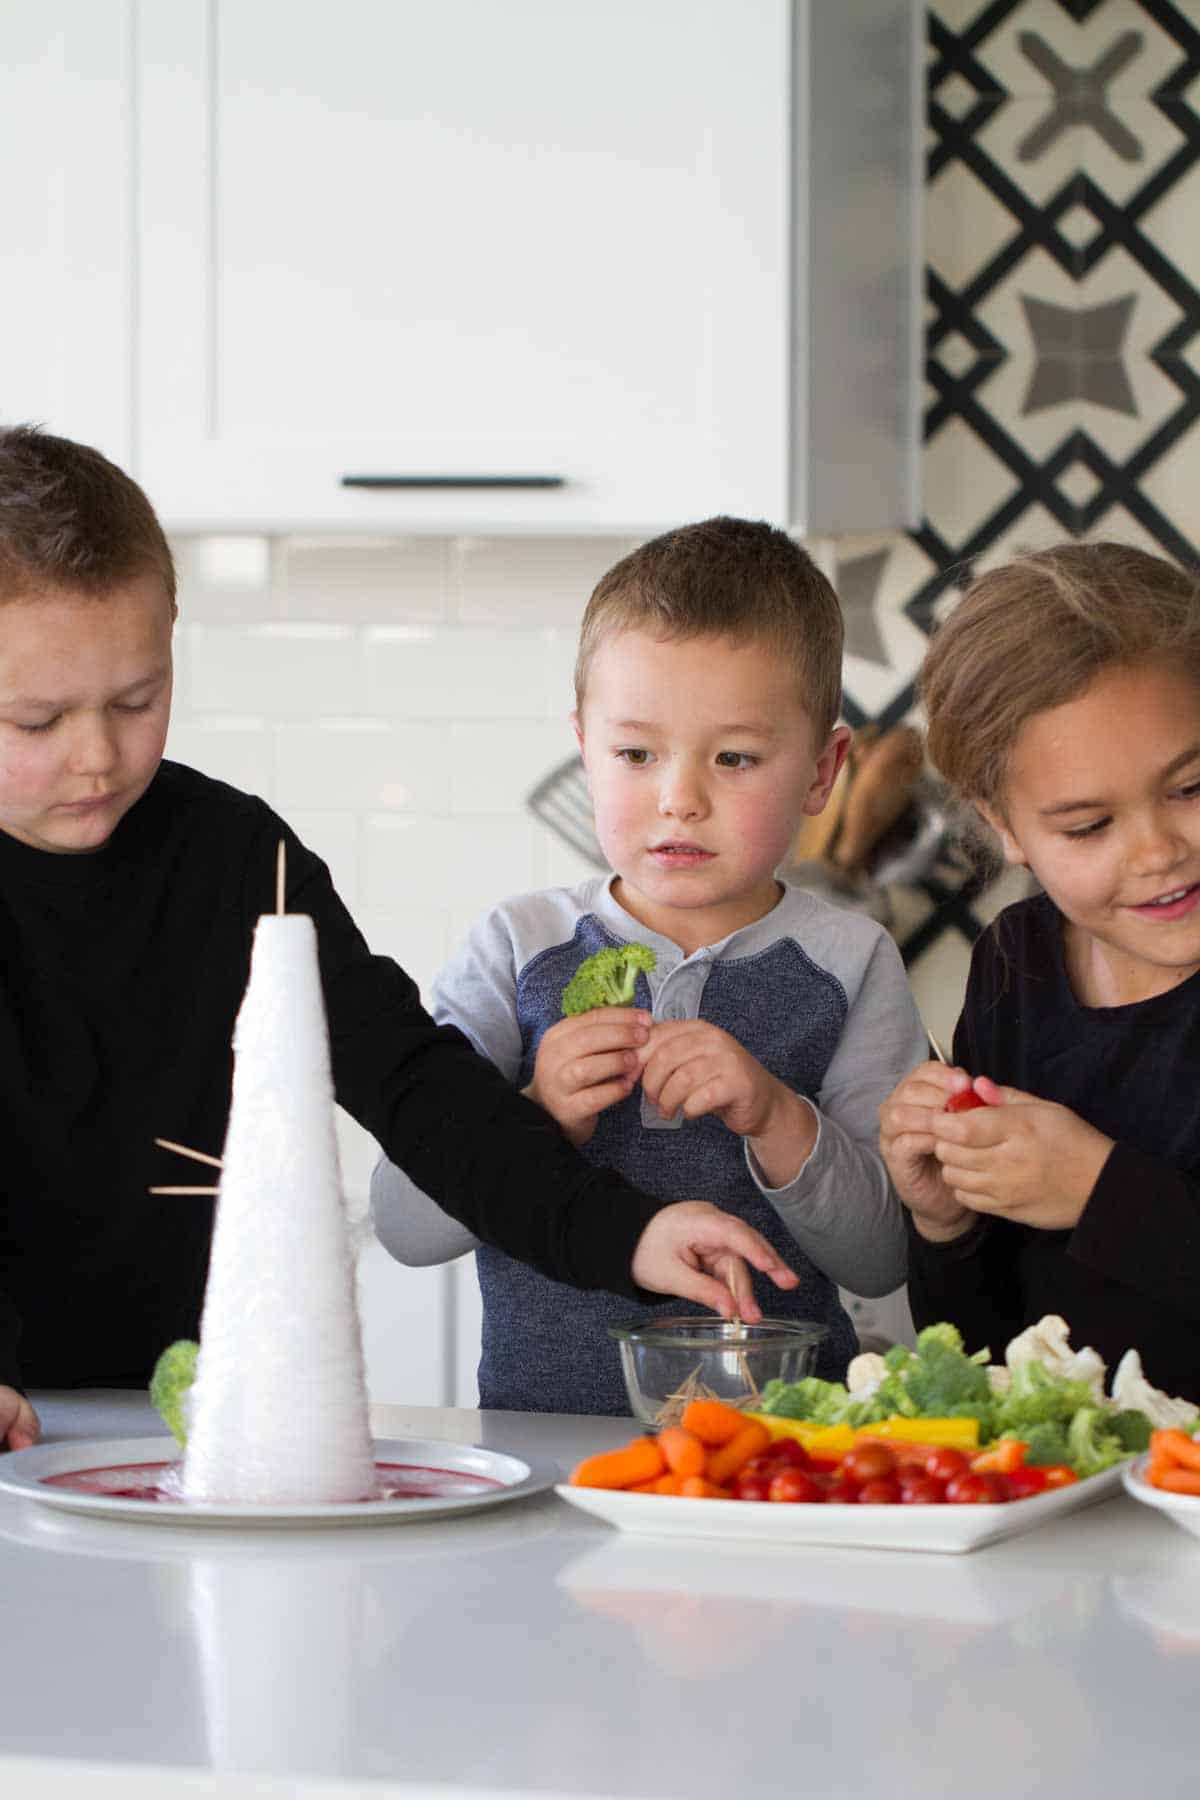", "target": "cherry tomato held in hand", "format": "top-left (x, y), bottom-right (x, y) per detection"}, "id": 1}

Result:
top-left (945, 1088), bottom-right (987, 1112)
top-left (768, 1468), bottom-right (822, 1504)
